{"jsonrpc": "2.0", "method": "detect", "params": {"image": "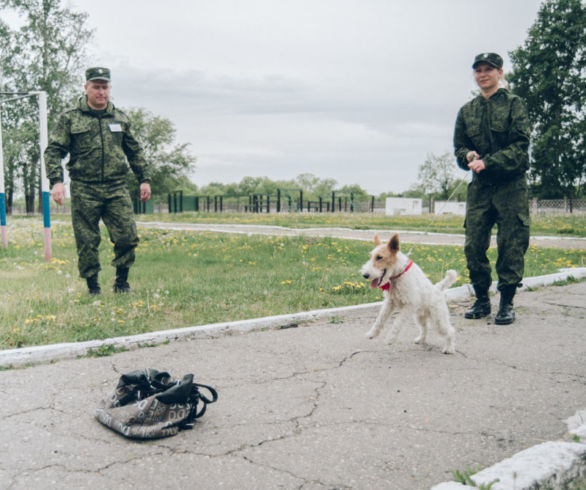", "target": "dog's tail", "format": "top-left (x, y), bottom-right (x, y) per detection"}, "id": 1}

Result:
top-left (435, 270), bottom-right (458, 291)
